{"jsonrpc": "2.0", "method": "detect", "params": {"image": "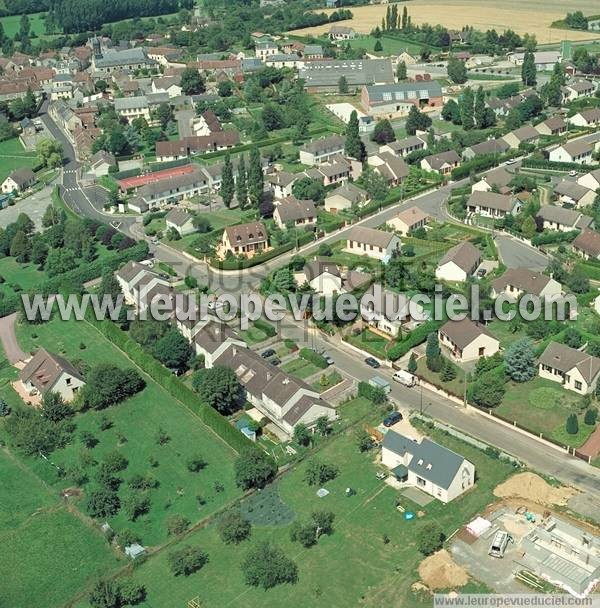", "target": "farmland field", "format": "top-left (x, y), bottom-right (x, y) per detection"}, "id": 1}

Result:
top-left (0, 12), bottom-right (49, 38)
top-left (290, 0), bottom-right (600, 43)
